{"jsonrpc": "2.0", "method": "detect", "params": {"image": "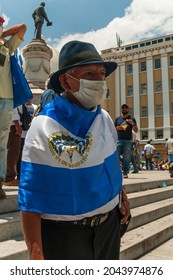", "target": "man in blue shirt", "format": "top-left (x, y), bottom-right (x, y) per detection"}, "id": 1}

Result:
top-left (114, 104), bottom-right (138, 178)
